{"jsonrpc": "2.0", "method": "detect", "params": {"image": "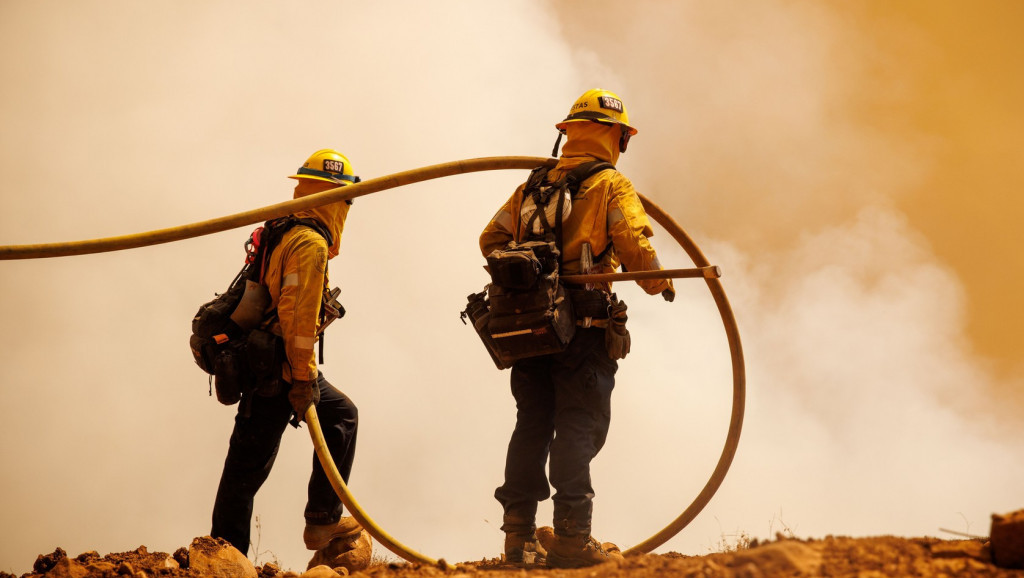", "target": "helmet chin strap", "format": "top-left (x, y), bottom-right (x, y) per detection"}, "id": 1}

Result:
top-left (619, 127), bottom-right (631, 153)
top-left (551, 131), bottom-right (564, 158)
